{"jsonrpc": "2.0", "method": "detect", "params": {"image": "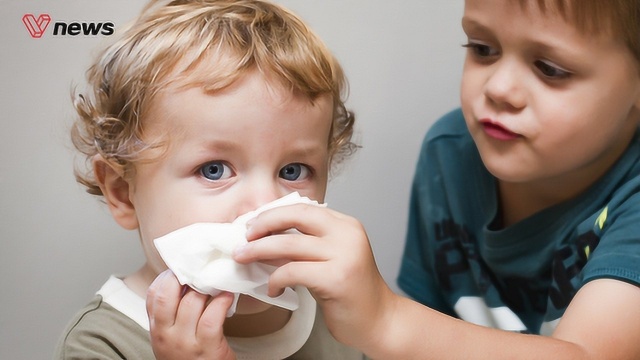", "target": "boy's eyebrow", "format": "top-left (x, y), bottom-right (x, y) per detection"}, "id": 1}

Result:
top-left (460, 16), bottom-right (486, 34)
top-left (460, 15), bottom-right (585, 60)
top-left (460, 17), bottom-right (507, 37)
